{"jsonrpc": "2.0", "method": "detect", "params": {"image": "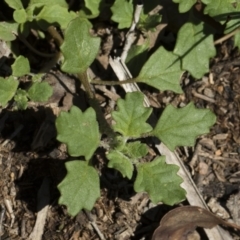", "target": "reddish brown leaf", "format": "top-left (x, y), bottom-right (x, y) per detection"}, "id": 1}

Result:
top-left (152, 206), bottom-right (240, 240)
